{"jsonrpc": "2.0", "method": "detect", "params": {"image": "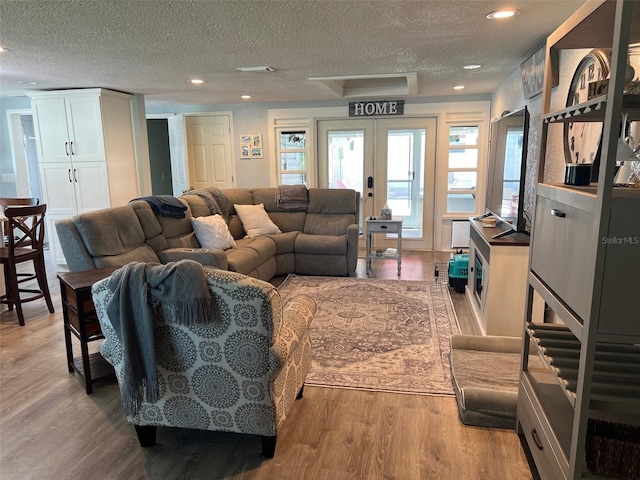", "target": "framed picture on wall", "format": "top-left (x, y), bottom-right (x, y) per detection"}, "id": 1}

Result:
top-left (520, 46), bottom-right (559, 99)
top-left (240, 134), bottom-right (262, 159)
